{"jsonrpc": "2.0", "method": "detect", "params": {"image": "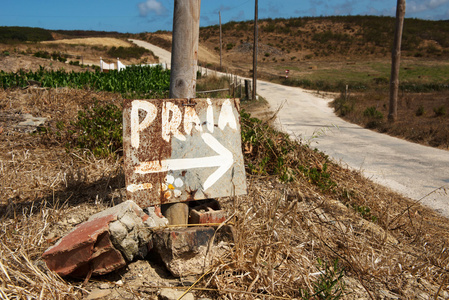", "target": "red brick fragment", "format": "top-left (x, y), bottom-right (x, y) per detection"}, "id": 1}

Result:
top-left (189, 200), bottom-right (226, 225)
top-left (42, 214), bottom-right (126, 277)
